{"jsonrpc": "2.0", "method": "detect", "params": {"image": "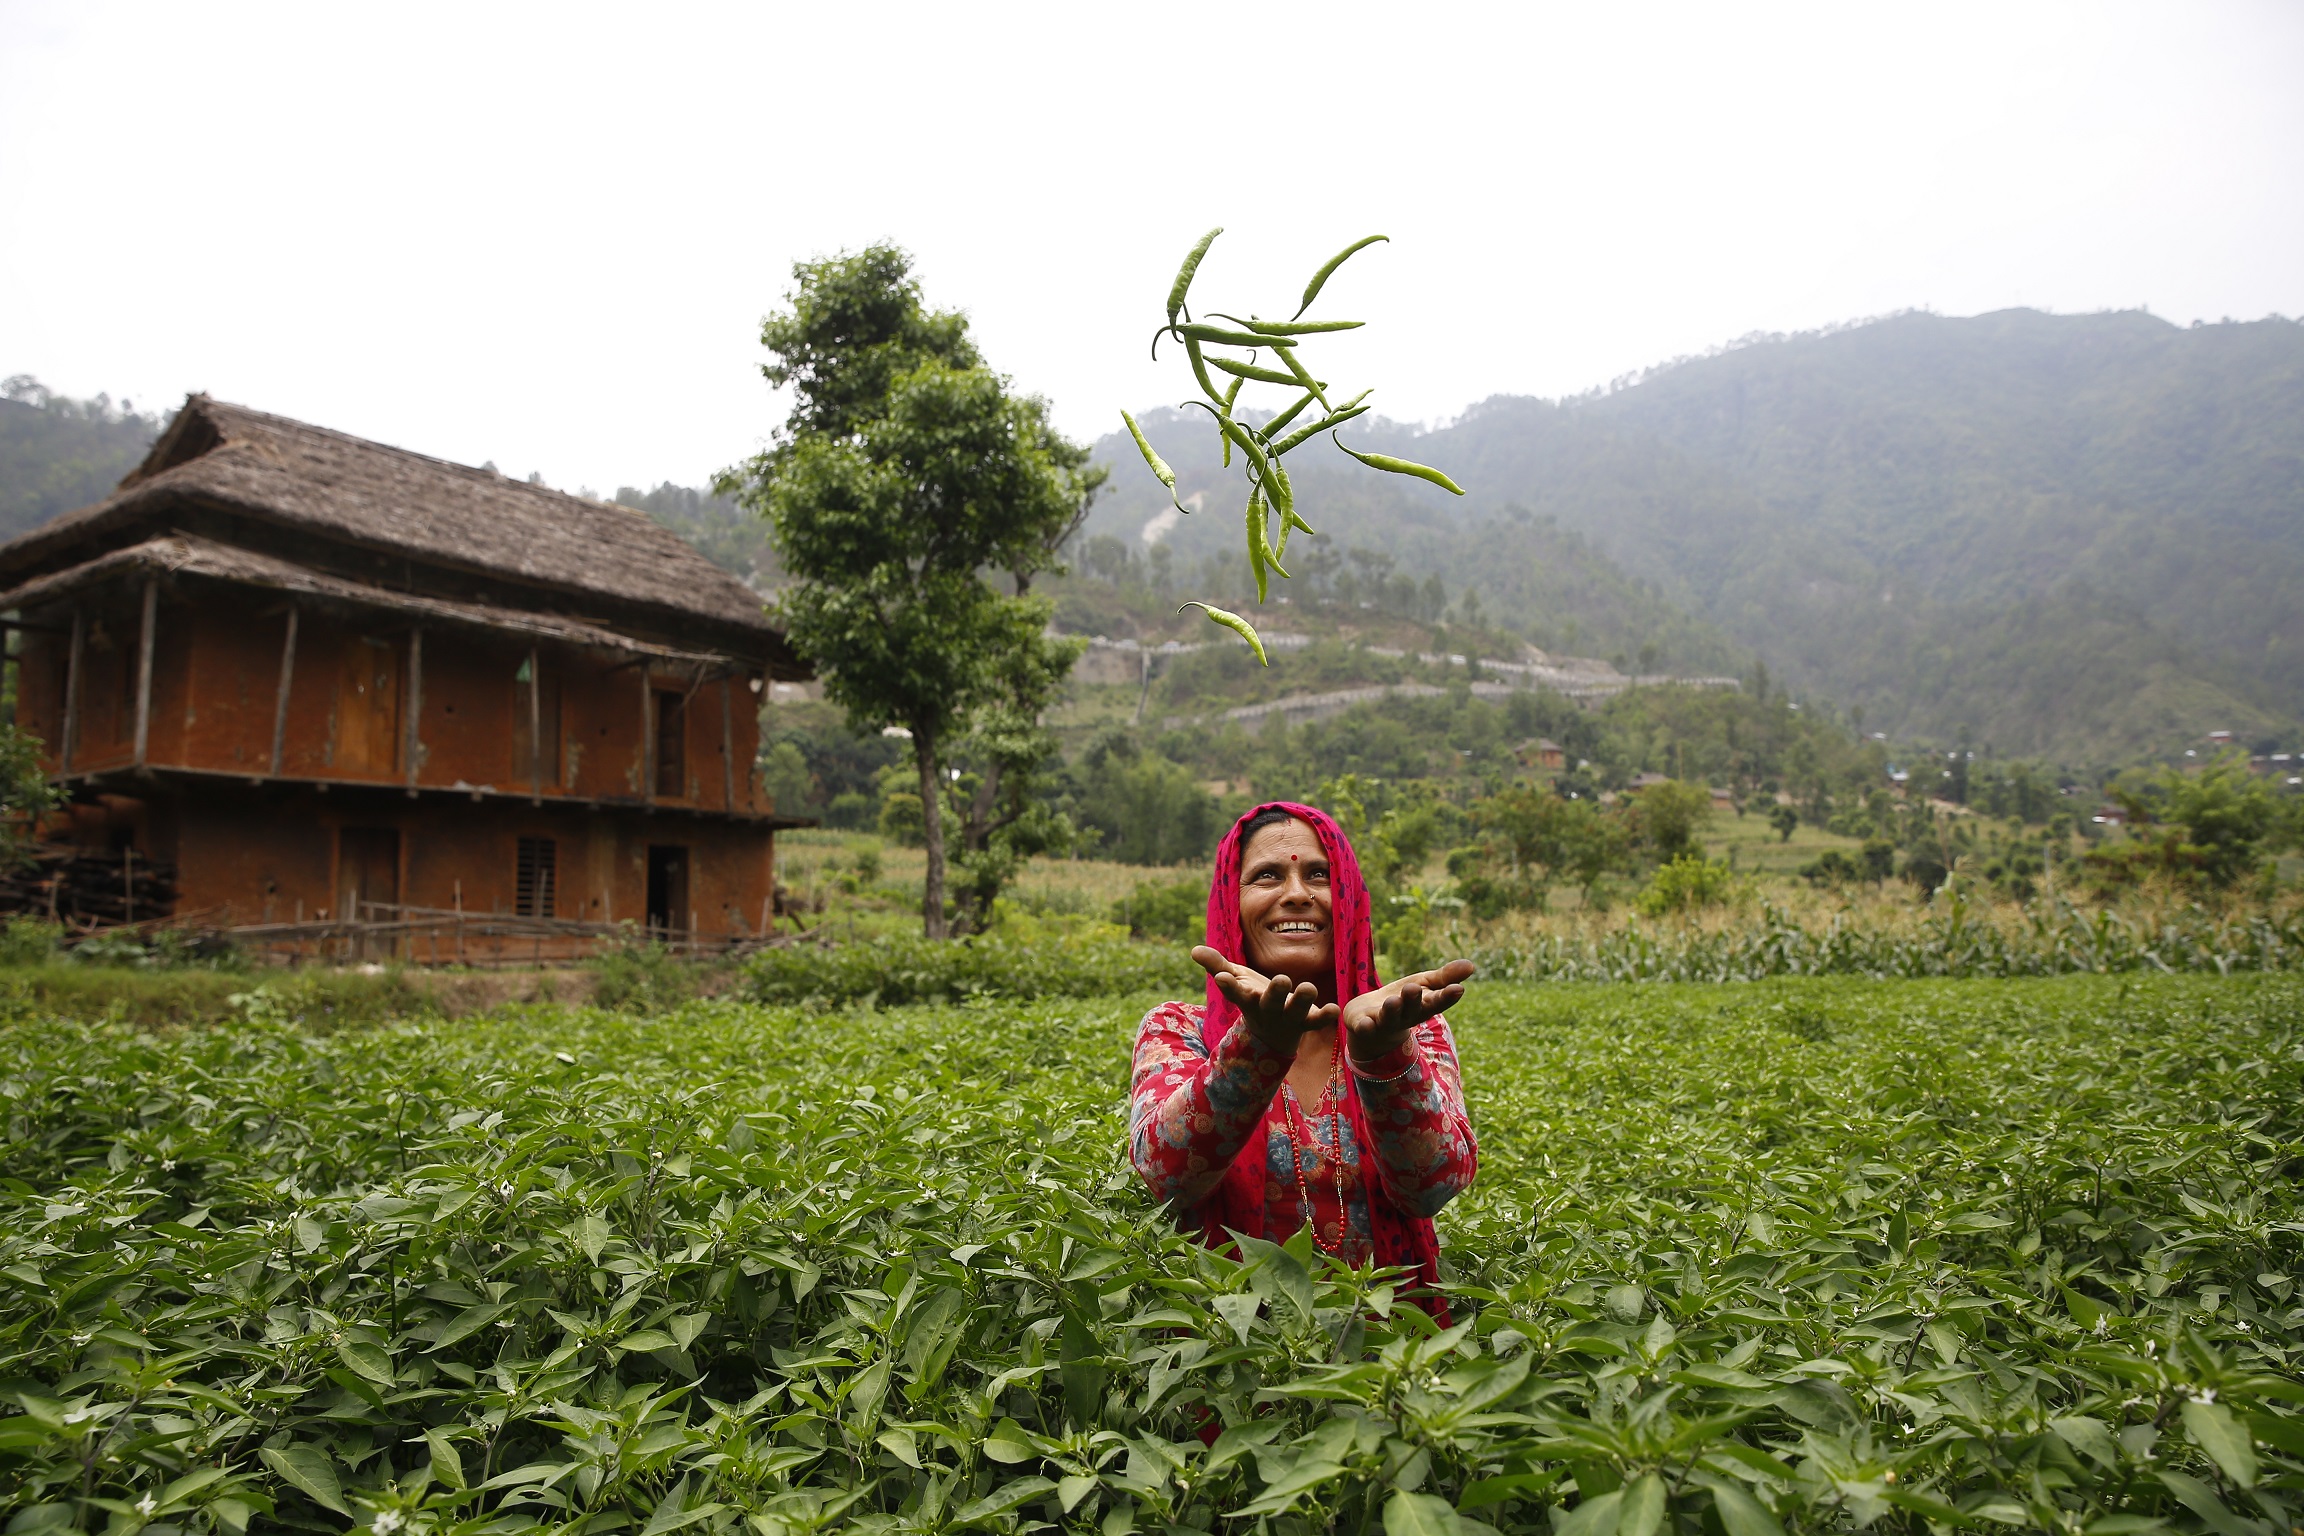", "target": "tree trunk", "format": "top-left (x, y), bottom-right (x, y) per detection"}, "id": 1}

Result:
top-left (915, 728), bottom-right (947, 939)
